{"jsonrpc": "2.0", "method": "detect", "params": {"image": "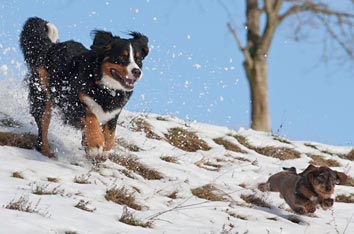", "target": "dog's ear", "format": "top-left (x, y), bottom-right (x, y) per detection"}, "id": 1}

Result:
top-left (90, 30), bottom-right (115, 53)
top-left (335, 171), bottom-right (348, 185)
top-left (299, 164), bottom-right (318, 176)
top-left (130, 31), bottom-right (149, 57)
top-left (282, 167), bottom-right (297, 174)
